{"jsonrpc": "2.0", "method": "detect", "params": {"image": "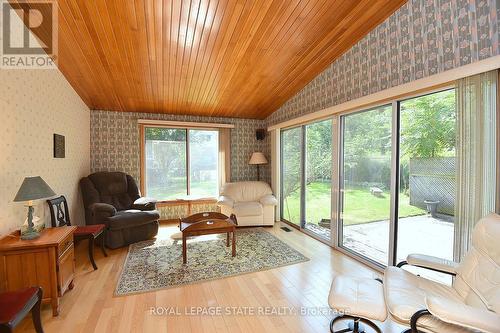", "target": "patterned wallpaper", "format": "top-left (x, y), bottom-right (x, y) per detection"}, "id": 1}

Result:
top-left (90, 110), bottom-right (271, 194)
top-left (0, 9), bottom-right (90, 236)
top-left (157, 203), bottom-right (220, 220)
top-left (0, 70), bottom-right (90, 235)
top-left (266, 0), bottom-right (500, 125)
